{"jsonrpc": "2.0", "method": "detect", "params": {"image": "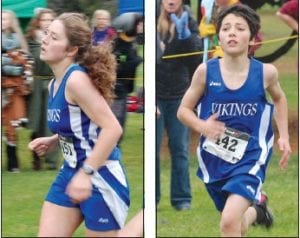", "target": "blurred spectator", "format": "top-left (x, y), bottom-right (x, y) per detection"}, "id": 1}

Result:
top-left (126, 86), bottom-right (144, 113)
top-left (26, 8), bottom-right (60, 170)
top-left (2, 9), bottom-right (33, 172)
top-left (91, 9), bottom-right (117, 45)
top-left (111, 12), bottom-right (143, 144)
top-left (276, 0), bottom-right (298, 33)
top-left (156, 0), bottom-right (203, 211)
top-left (136, 17), bottom-right (144, 44)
